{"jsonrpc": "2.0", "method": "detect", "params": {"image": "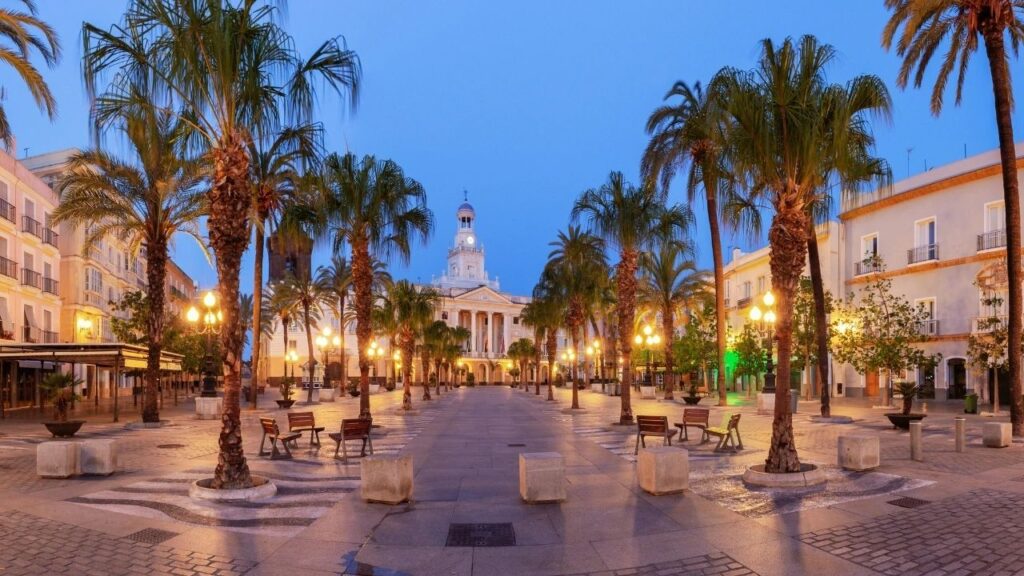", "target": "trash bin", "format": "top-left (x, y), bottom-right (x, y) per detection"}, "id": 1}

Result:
top-left (964, 393), bottom-right (978, 414)
top-left (790, 389), bottom-right (799, 414)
